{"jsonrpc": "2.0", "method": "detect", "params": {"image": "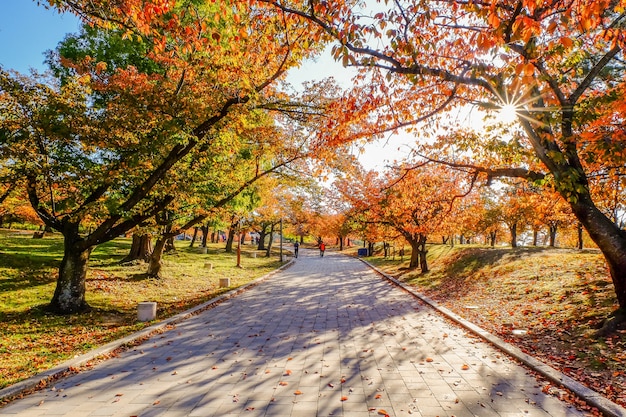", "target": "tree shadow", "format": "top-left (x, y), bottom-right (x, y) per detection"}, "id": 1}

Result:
top-left (1, 250), bottom-right (592, 416)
